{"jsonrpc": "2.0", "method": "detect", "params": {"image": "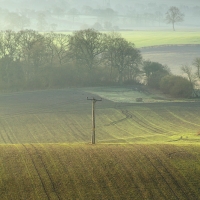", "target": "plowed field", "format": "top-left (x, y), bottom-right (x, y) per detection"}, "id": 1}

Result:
top-left (1, 144), bottom-right (200, 199)
top-left (0, 88), bottom-right (199, 144)
top-left (1, 88), bottom-right (200, 199)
